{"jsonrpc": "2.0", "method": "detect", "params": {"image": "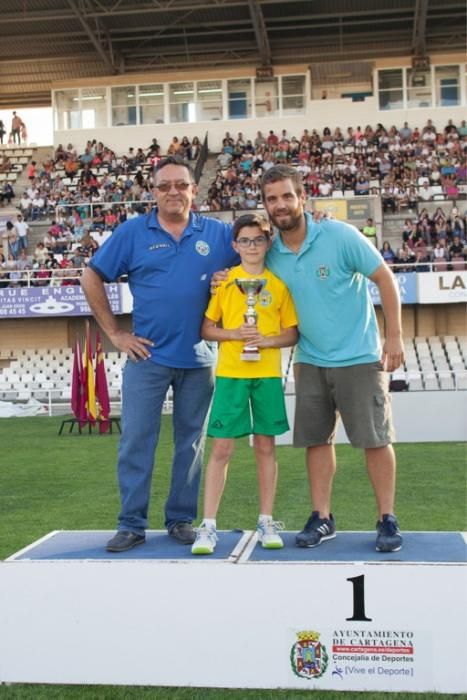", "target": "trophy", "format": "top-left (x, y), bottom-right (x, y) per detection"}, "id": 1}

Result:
top-left (235, 278), bottom-right (266, 361)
